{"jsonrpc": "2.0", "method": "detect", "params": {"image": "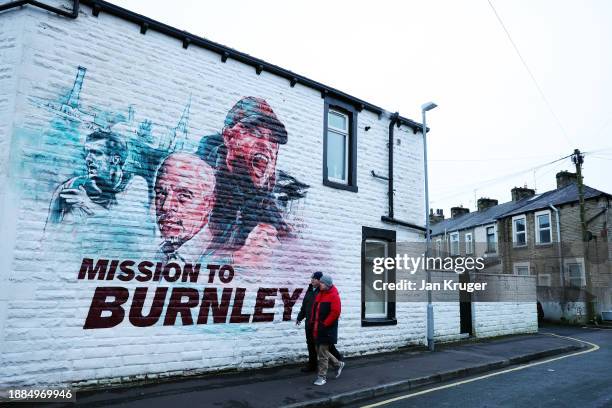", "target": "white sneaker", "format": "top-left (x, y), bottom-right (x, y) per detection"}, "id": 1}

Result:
top-left (313, 376), bottom-right (327, 386)
top-left (335, 361), bottom-right (345, 378)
